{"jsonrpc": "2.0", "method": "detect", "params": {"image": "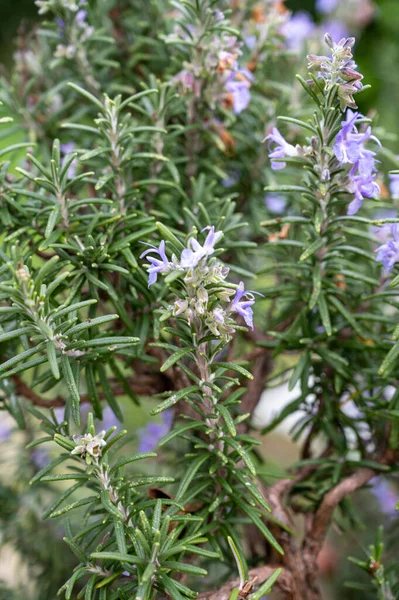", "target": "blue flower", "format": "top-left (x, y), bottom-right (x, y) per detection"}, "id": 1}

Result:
top-left (140, 240), bottom-right (171, 287)
top-left (265, 193), bottom-right (287, 214)
top-left (231, 282), bottom-right (256, 329)
top-left (137, 410), bottom-right (173, 453)
top-left (180, 226), bottom-right (223, 269)
top-left (347, 170), bottom-right (380, 215)
top-left (264, 127), bottom-right (298, 171)
top-left (376, 224), bottom-right (399, 272)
